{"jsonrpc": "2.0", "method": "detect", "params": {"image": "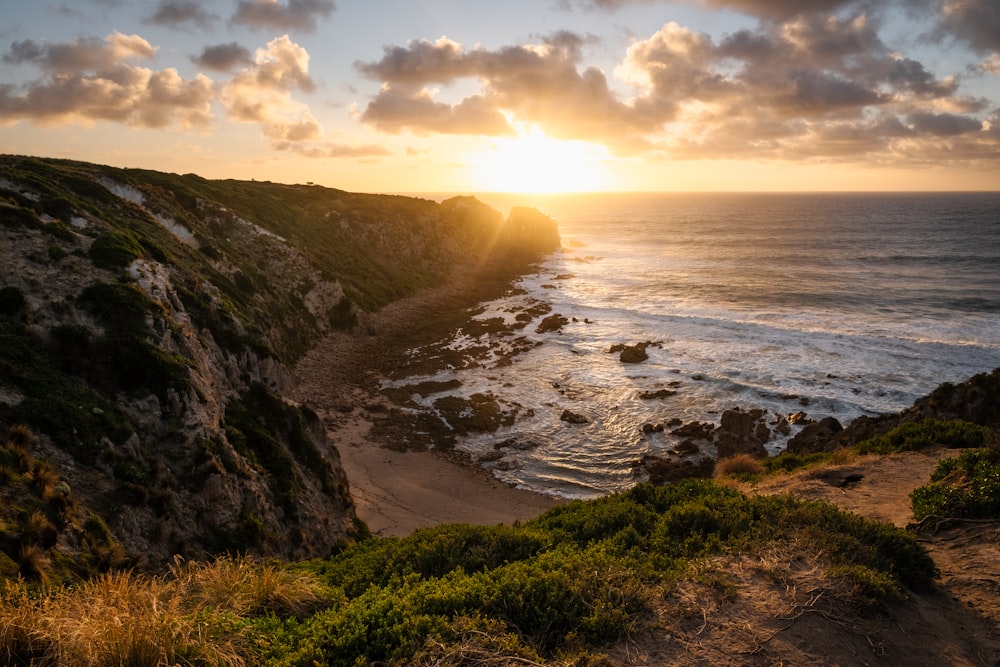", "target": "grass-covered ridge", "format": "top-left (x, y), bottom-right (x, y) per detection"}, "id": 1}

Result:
top-left (0, 480), bottom-right (936, 666)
